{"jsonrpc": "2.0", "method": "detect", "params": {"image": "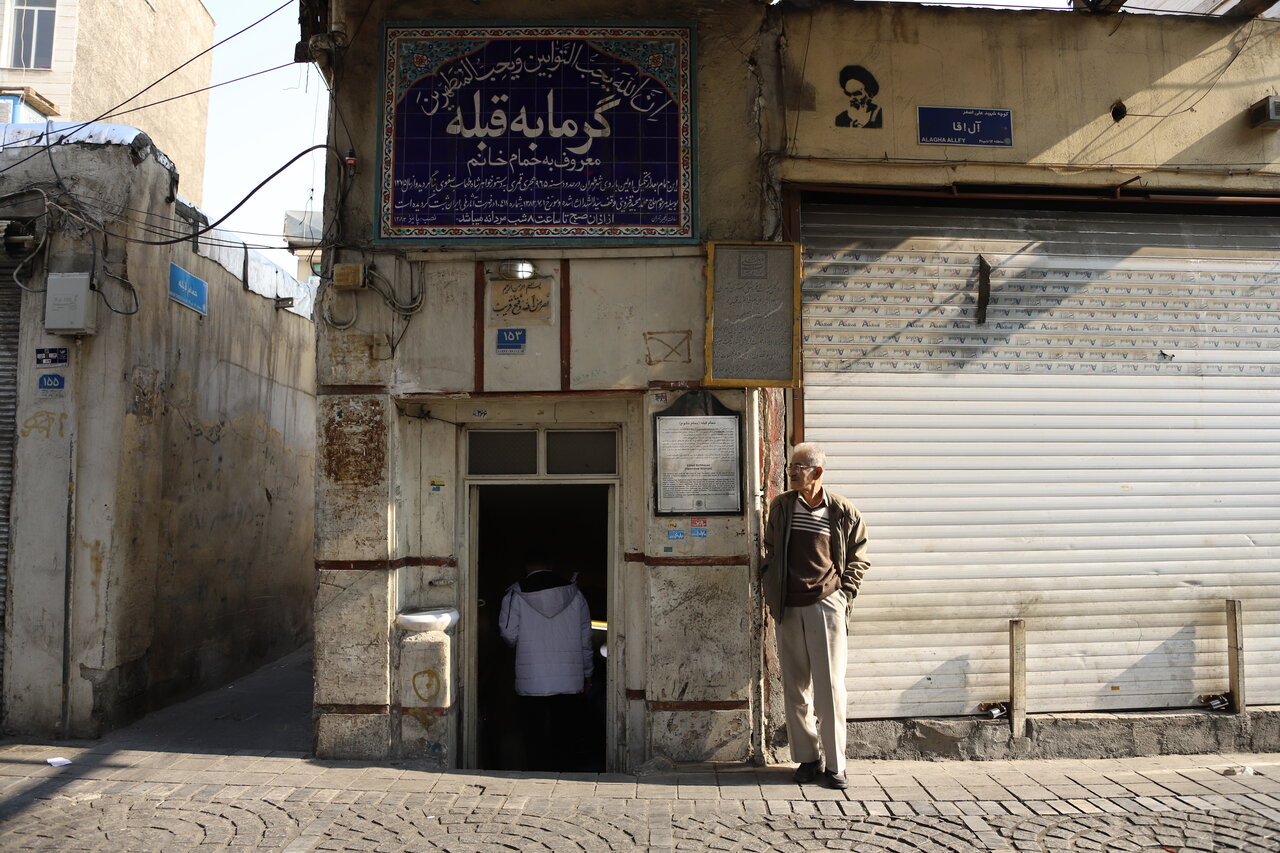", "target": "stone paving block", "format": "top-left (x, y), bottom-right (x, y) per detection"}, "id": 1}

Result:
top-left (925, 786), bottom-right (977, 801)
top-left (1044, 799), bottom-right (1079, 814)
top-left (837, 800), bottom-right (866, 816)
top-left (596, 781), bottom-right (640, 799)
top-left (1065, 797), bottom-right (1103, 814)
top-left (993, 794), bottom-right (1034, 814)
top-left (1134, 795), bottom-right (1171, 811)
top-left (1115, 797), bottom-right (1149, 813)
top-left (1079, 781), bottom-right (1130, 797)
top-left (1006, 785), bottom-right (1056, 801)
top-left (804, 784), bottom-right (846, 801)
top-left (883, 785), bottom-right (930, 801)
top-left (1243, 791), bottom-right (1280, 809)
top-left (5, 718), bottom-right (1280, 853)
